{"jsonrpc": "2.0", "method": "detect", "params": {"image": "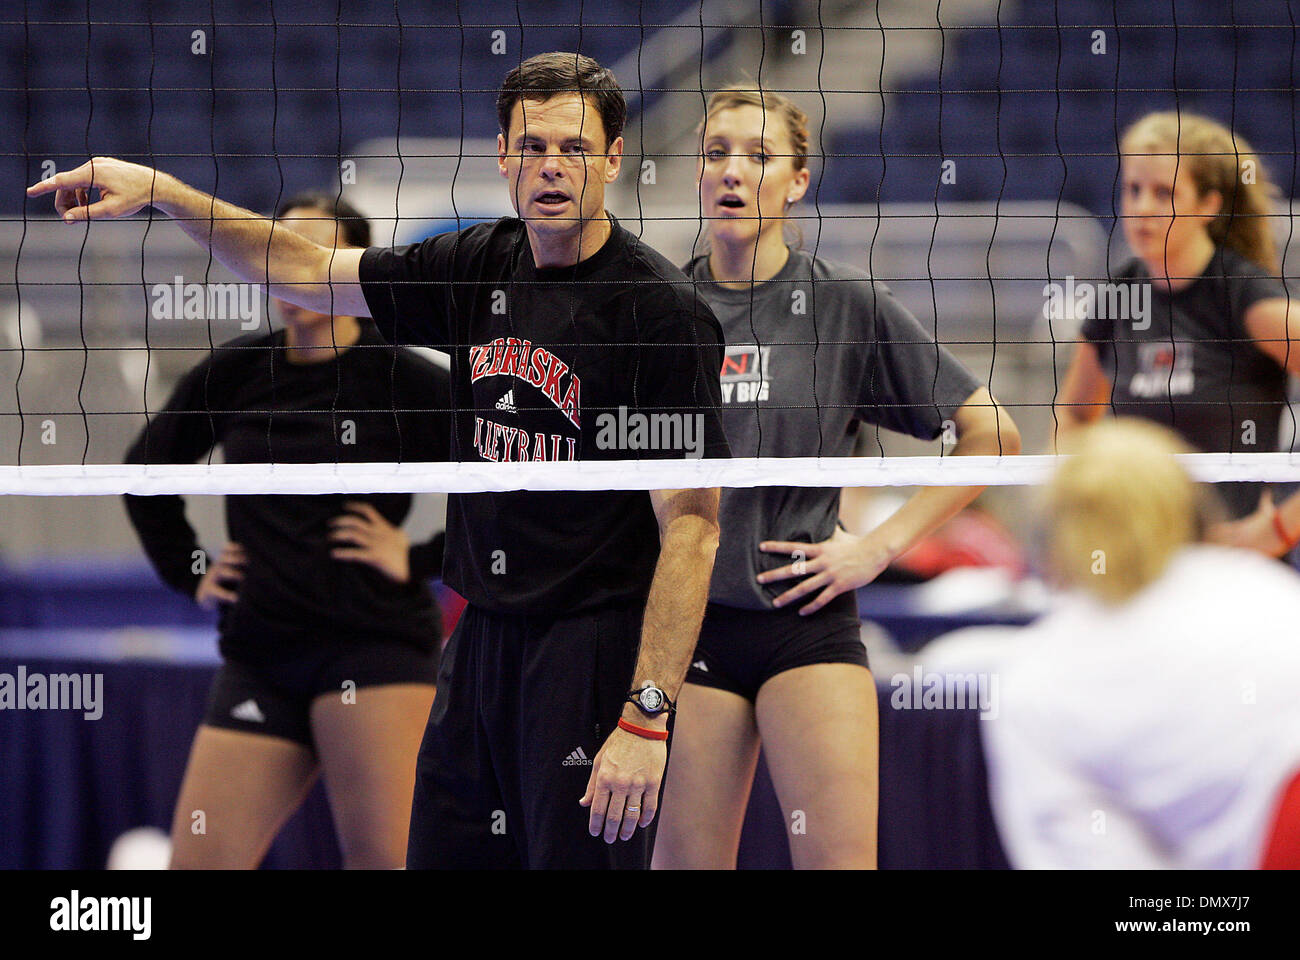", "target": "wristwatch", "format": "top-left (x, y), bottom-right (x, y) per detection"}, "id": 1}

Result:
top-left (626, 683), bottom-right (675, 717)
